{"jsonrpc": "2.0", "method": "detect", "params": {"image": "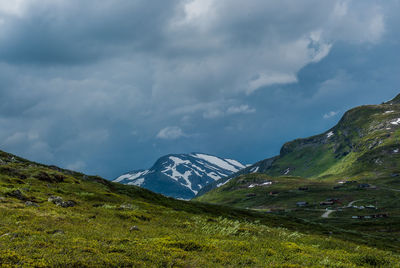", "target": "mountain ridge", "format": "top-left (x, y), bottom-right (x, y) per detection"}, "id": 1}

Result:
top-left (197, 93), bottom-right (400, 196)
top-left (114, 152), bottom-right (246, 199)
